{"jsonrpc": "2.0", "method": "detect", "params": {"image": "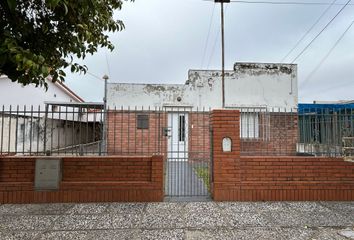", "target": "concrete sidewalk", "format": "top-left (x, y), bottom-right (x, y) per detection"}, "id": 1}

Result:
top-left (0, 202), bottom-right (353, 240)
